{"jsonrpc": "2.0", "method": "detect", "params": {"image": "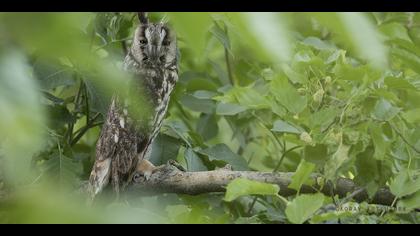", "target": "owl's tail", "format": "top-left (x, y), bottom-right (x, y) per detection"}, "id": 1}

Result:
top-left (87, 158), bottom-right (112, 203)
